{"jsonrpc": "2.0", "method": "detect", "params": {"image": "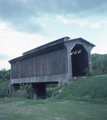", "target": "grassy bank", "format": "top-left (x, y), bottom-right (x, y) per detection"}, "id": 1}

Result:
top-left (0, 98), bottom-right (107, 120)
top-left (52, 76), bottom-right (107, 103)
top-left (0, 76), bottom-right (107, 119)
